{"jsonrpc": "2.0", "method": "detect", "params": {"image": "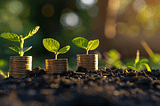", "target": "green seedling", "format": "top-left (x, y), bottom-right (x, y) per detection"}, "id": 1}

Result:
top-left (104, 49), bottom-right (127, 69)
top-left (128, 50), bottom-right (151, 72)
top-left (0, 59), bottom-right (9, 78)
top-left (0, 26), bottom-right (40, 56)
top-left (141, 40), bottom-right (160, 66)
top-left (72, 37), bottom-right (99, 54)
top-left (43, 38), bottom-right (70, 59)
